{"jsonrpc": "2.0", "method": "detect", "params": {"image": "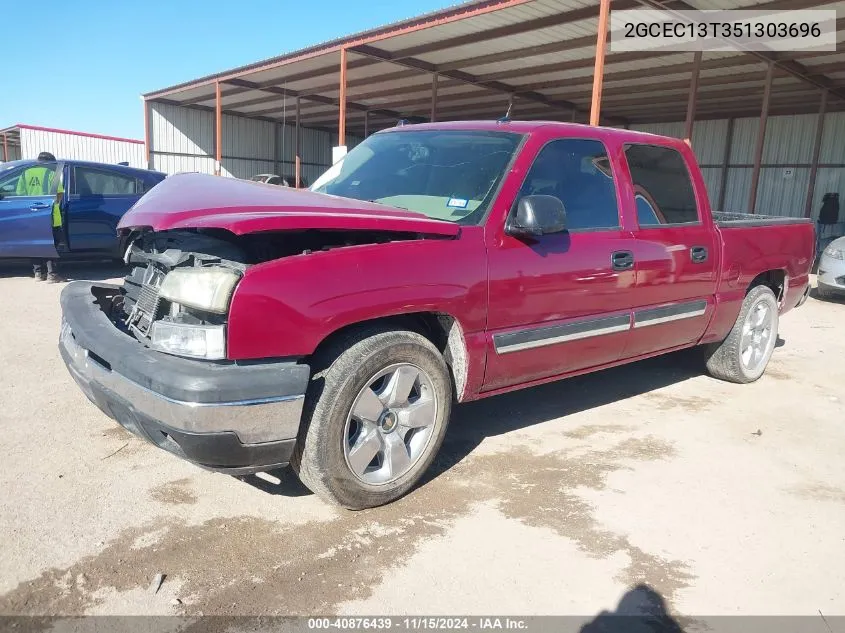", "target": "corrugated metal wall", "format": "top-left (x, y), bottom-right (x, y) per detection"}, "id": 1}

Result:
top-left (1, 144), bottom-right (22, 161)
top-left (633, 112), bottom-right (845, 220)
top-left (19, 128), bottom-right (145, 167)
top-left (149, 100), bottom-right (843, 220)
top-left (149, 101), bottom-right (362, 185)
